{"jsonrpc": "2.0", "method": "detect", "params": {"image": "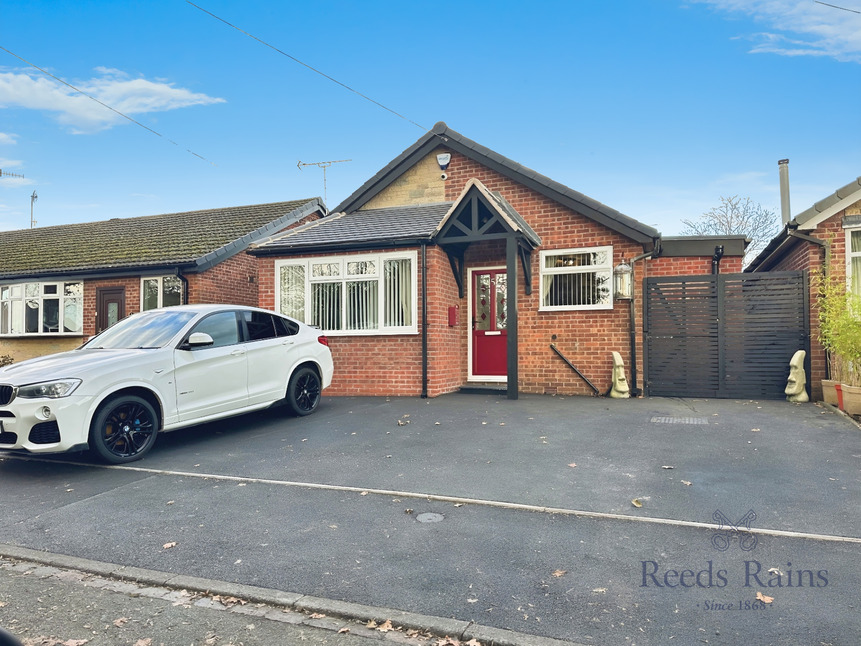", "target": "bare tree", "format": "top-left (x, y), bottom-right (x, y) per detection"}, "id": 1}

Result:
top-left (680, 196), bottom-right (779, 265)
